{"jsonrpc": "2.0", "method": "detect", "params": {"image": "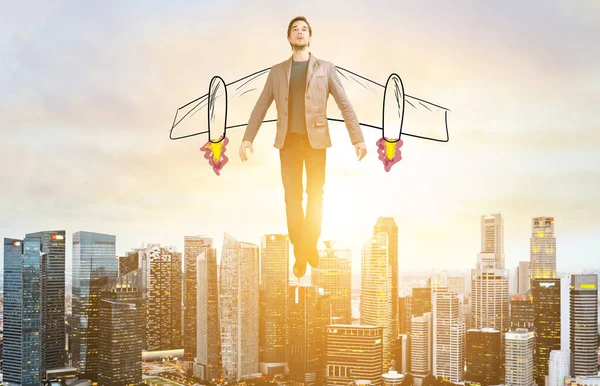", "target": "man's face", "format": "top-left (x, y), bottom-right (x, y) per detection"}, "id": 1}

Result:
top-left (288, 20), bottom-right (311, 49)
